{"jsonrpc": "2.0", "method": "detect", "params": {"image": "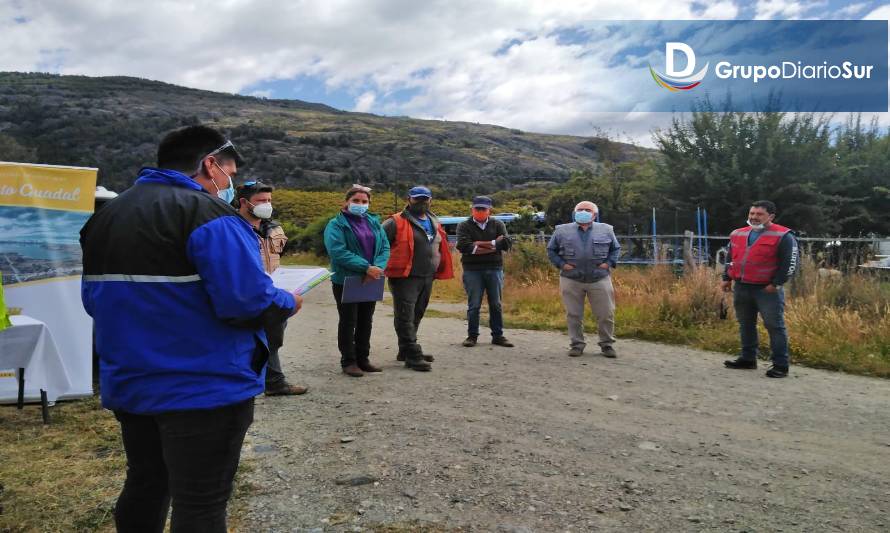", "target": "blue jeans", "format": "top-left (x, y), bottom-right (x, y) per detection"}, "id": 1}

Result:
top-left (733, 283), bottom-right (789, 367)
top-left (462, 269), bottom-right (504, 338)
